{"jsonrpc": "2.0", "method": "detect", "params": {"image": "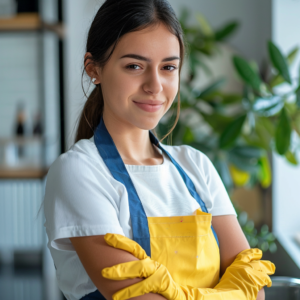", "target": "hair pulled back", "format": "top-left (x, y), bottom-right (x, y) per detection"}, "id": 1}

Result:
top-left (75, 0), bottom-right (185, 143)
